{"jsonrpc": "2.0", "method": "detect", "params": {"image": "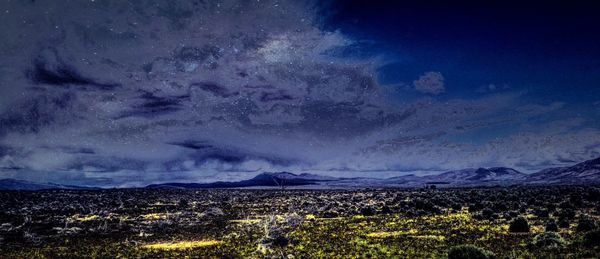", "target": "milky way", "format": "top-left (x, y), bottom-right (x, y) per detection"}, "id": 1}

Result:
top-left (0, 0), bottom-right (599, 187)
